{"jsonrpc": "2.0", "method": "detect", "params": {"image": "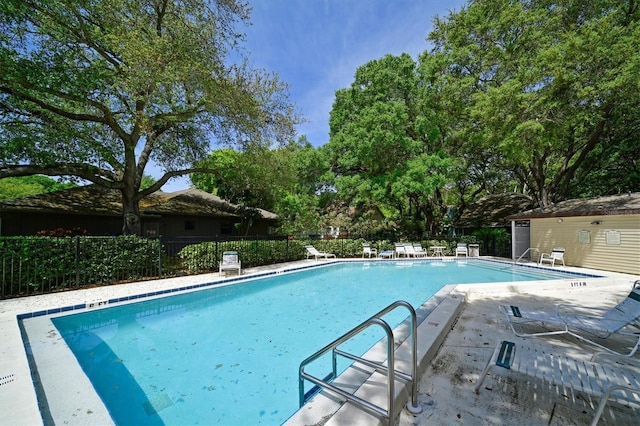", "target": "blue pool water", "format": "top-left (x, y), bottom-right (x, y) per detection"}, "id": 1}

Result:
top-left (51, 260), bottom-right (582, 425)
